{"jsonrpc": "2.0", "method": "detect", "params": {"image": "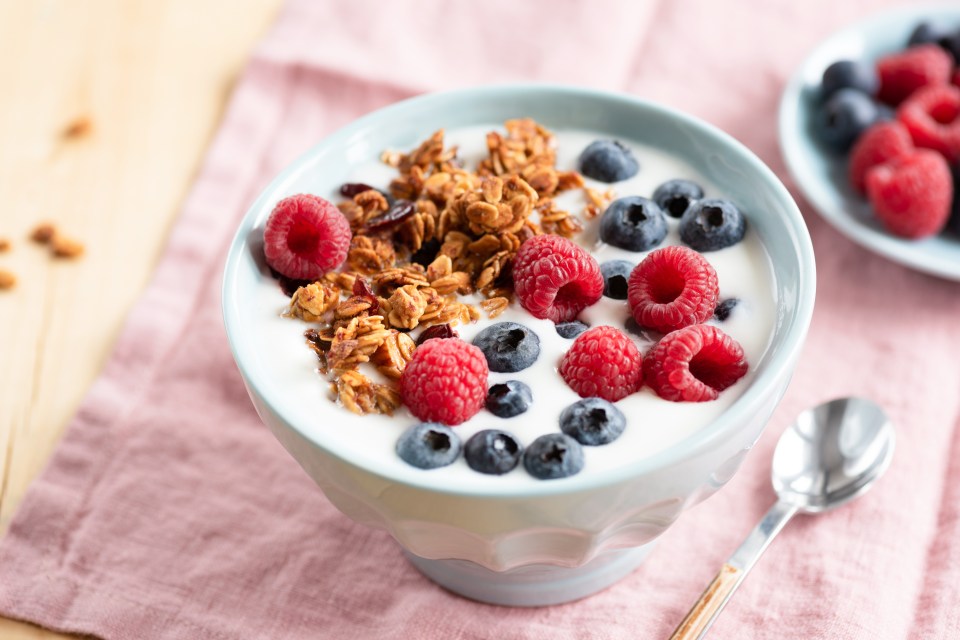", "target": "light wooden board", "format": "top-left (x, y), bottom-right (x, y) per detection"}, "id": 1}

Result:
top-left (0, 0), bottom-right (284, 636)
